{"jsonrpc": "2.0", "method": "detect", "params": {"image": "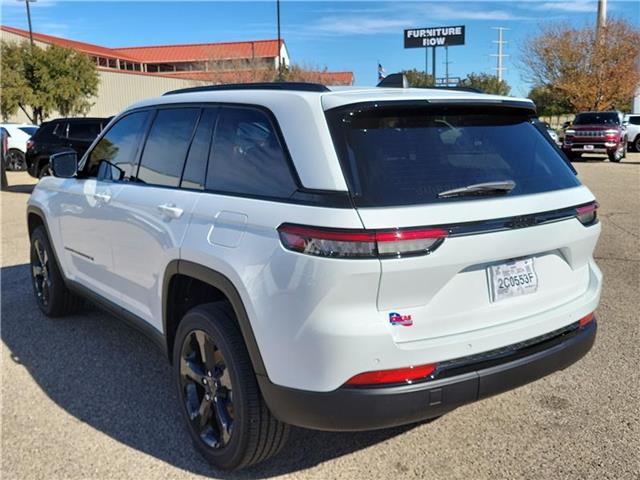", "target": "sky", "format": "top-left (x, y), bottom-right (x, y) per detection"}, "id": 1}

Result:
top-left (1, 0), bottom-right (638, 96)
